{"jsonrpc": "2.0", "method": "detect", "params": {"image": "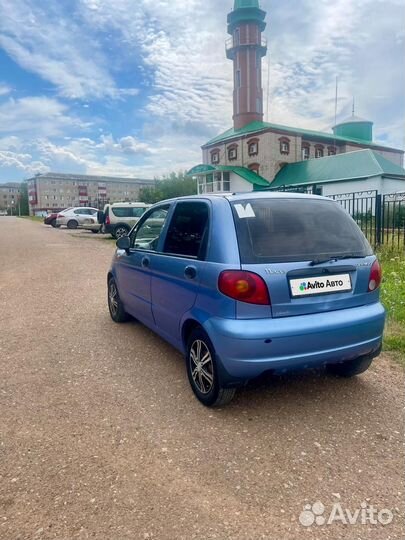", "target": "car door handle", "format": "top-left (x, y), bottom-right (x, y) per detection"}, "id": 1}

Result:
top-left (141, 256), bottom-right (150, 268)
top-left (184, 265), bottom-right (197, 279)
